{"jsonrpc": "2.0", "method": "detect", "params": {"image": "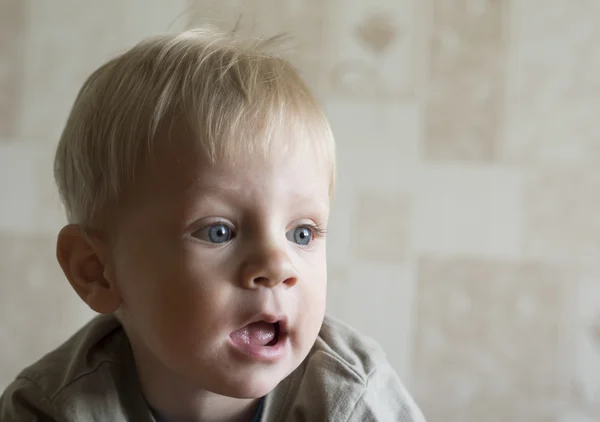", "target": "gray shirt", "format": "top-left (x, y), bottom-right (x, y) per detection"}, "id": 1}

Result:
top-left (0, 314), bottom-right (426, 421)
